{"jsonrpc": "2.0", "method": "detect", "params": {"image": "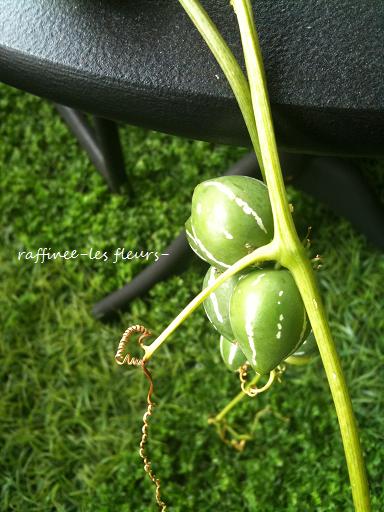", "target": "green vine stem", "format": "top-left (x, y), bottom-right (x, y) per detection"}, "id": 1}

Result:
top-left (231, 1), bottom-right (370, 510)
top-left (143, 1), bottom-right (371, 510)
